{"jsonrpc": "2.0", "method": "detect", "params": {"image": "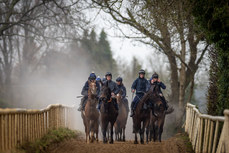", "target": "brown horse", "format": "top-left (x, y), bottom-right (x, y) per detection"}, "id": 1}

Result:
top-left (132, 85), bottom-right (156, 144)
top-left (114, 90), bottom-right (128, 141)
top-left (81, 80), bottom-right (99, 143)
top-left (149, 84), bottom-right (174, 142)
top-left (100, 82), bottom-right (118, 144)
